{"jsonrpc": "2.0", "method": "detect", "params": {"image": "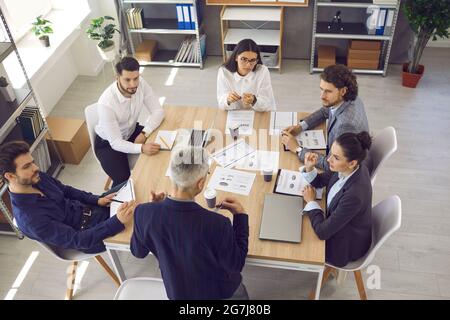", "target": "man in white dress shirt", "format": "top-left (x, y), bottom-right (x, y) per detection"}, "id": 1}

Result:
top-left (94, 57), bottom-right (165, 187)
